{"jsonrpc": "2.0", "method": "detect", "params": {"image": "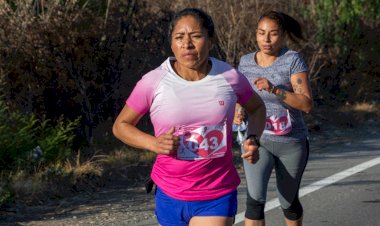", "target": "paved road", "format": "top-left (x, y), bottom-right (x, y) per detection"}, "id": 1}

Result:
top-left (235, 137), bottom-right (380, 226)
top-left (137, 131), bottom-right (380, 226)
